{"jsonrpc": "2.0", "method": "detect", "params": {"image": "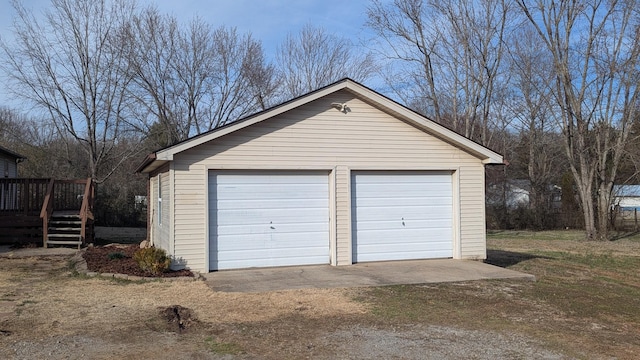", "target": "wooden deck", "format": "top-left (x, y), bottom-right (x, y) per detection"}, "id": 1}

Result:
top-left (0, 178), bottom-right (49, 243)
top-left (0, 178), bottom-right (94, 247)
